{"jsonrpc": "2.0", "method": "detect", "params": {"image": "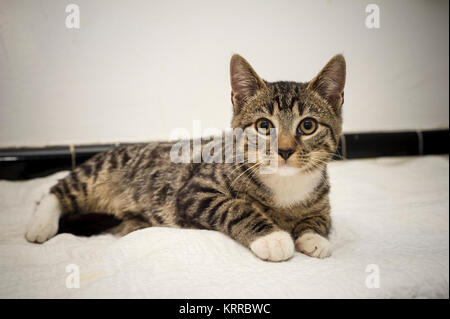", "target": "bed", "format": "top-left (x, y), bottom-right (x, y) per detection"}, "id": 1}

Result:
top-left (0, 155), bottom-right (448, 298)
